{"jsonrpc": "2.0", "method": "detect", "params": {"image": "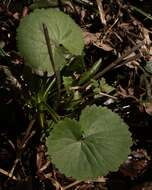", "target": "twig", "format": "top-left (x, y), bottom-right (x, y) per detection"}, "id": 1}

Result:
top-left (8, 119), bottom-right (36, 179)
top-left (22, 130), bottom-right (36, 149)
top-left (6, 0), bottom-right (12, 8)
top-left (114, 53), bottom-right (141, 69)
top-left (102, 17), bottom-right (119, 41)
top-left (64, 180), bottom-right (82, 190)
top-left (45, 176), bottom-right (64, 190)
top-left (9, 131), bottom-right (36, 178)
top-left (95, 42), bottom-right (144, 78)
top-left (81, 41), bottom-right (144, 89)
top-left (96, 0), bottom-right (106, 25)
top-left (42, 23), bottom-right (61, 100)
top-left (98, 92), bottom-right (118, 100)
top-left (73, 0), bottom-right (93, 6)
top-left (8, 158), bottom-right (20, 178)
top-left (39, 161), bottom-right (51, 173)
top-left (0, 168), bottom-right (17, 180)
top-left (23, 119), bottom-right (36, 142)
